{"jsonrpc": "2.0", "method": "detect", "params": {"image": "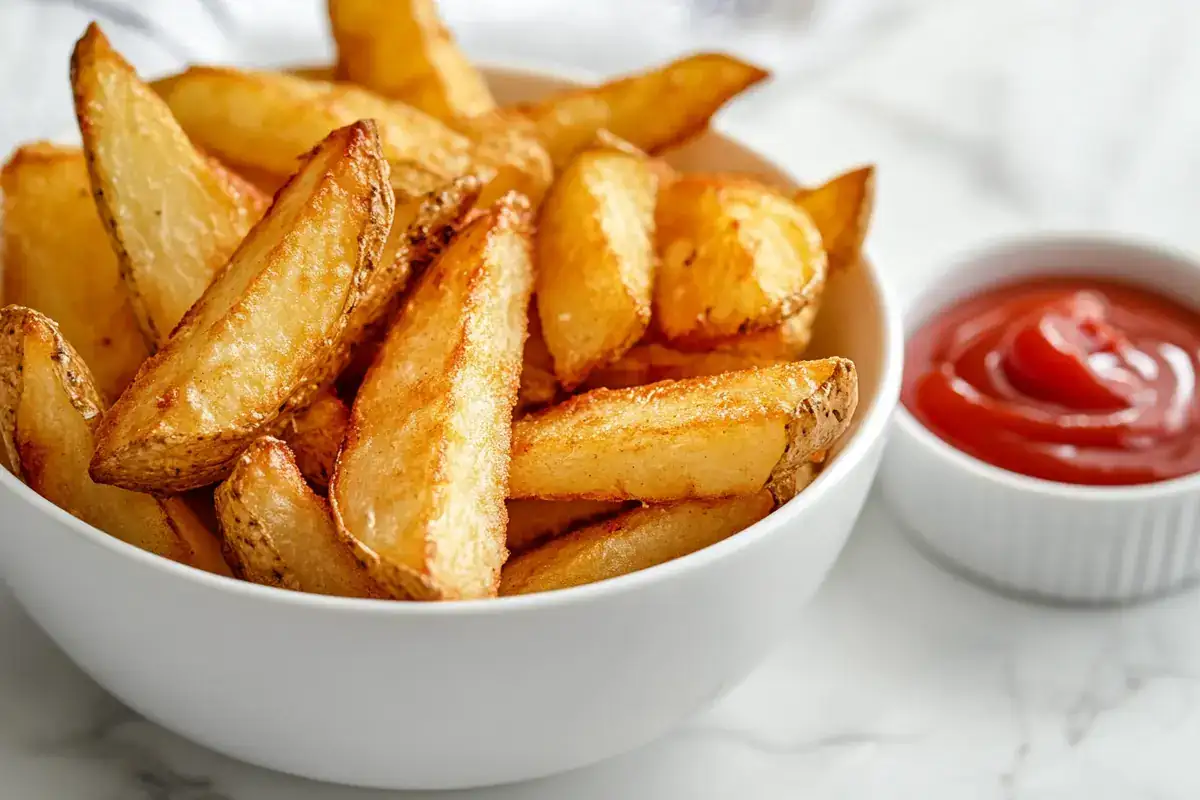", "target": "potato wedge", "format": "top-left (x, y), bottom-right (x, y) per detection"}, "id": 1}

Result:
top-left (276, 391), bottom-right (349, 489)
top-left (331, 195), bottom-right (534, 600)
top-left (509, 358), bottom-right (857, 504)
top-left (500, 493), bottom-right (773, 595)
top-left (71, 24), bottom-right (268, 345)
top-left (584, 305), bottom-right (819, 390)
top-left (328, 0), bottom-right (496, 122)
top-left (517, 308), bottom-right (559, 413)
top-left (1, 143), bottom-right (149, 400)
top-left (505, 498), bottom-right (630, 554)
top-left (460, 112), bottom-right (553, 209)
top-left (90, 121), bottom-right (393, 493)
top-left (0, 306), bottom-right (221, 569)
top-left (216, 437), bottom-right (381, 597)
top-left (154, 67), bottom-right (476, 193)
top-left (654, 174), bottom-right (826, 344)
top-left (795, 165), bottom-right (876, 274)
top-left (513, 53), bottom-right (769, 167)
top-left (536, 143), bottom-right (658, 389)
